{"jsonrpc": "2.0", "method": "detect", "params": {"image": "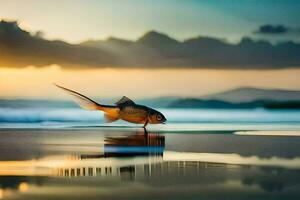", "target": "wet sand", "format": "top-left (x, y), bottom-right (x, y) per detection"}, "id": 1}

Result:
top-left (0, 127), bottom-right (300, 200)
